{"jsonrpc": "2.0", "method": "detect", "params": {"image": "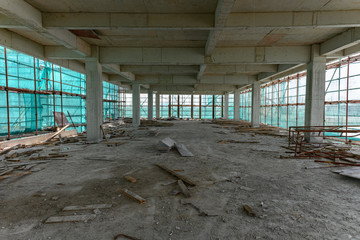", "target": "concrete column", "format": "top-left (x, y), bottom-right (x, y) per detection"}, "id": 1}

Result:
top-left (156, 93), bottom-right (160, 119)
top-left (234, 90), bottom-right (240, 121)
top-left (224, 92), bottom-right (229, 119)
top-left (148, 90), bottom-right (153, 120)
top-left (132, 83), bottom-right (140, 127)
top-left (251, 82), bottom-right (261, 127)
top-left (305, 44), bottom-right (326, 142)
top-left (85, 48), bottom-right (103, 142)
